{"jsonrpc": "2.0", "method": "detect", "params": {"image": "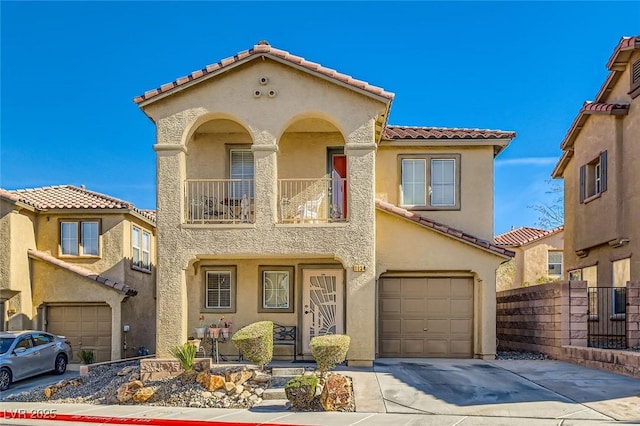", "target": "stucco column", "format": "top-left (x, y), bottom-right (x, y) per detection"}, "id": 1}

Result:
top-left (252, 143), bottom-right (278, 227)
top-left (107, 297), bottom-right (125, 360)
